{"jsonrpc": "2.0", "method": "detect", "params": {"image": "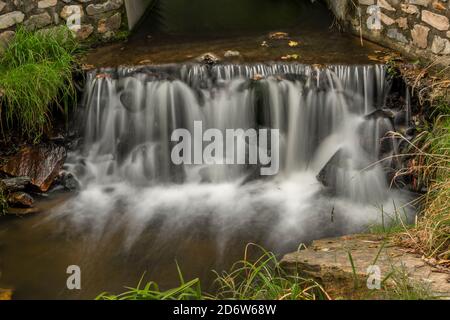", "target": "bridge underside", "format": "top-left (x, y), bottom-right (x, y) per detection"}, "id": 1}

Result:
top-left (123, 0), bottom-right (336, 34)
top-left (124, 0), bottom-right (153, 30)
